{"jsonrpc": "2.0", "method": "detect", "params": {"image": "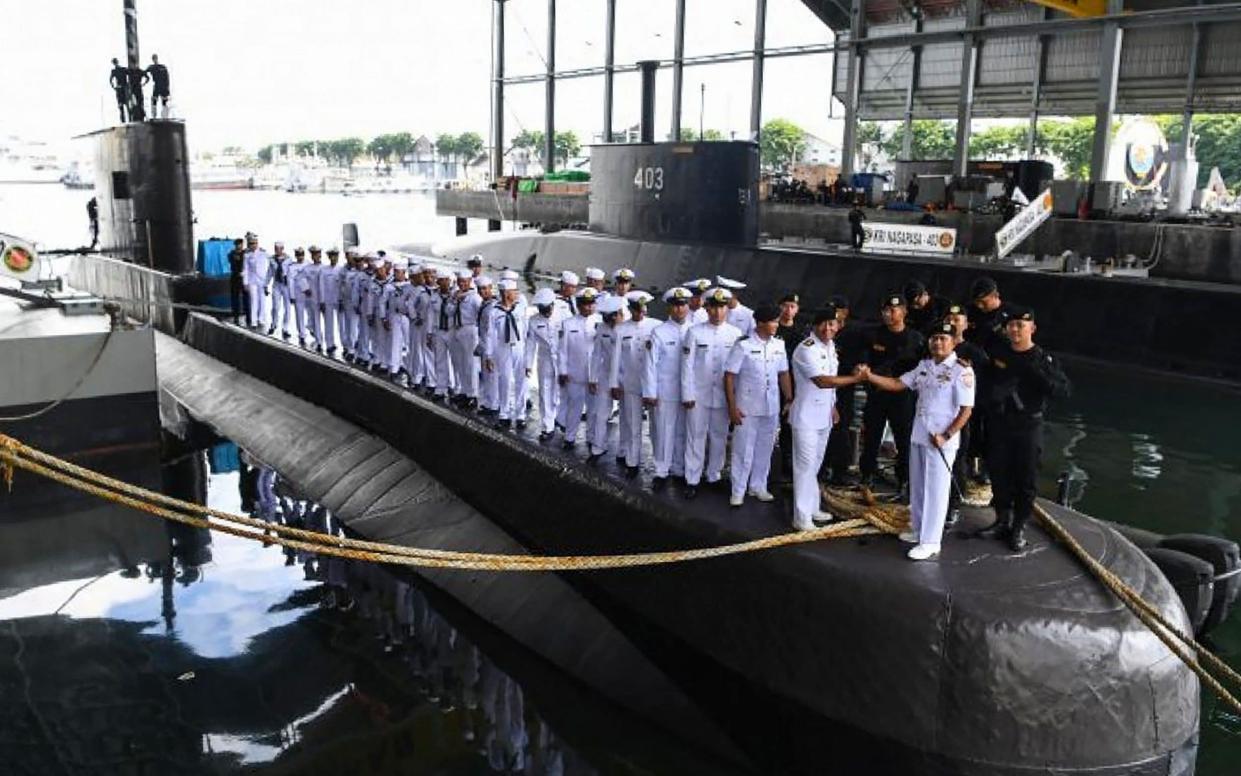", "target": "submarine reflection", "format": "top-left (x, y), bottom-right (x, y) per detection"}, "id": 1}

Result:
top-left (0, 444), bottom-right (595, 774)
